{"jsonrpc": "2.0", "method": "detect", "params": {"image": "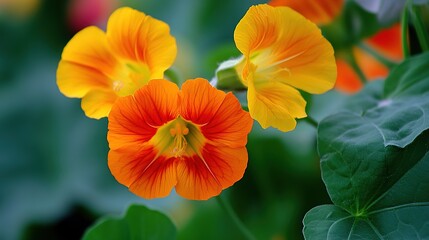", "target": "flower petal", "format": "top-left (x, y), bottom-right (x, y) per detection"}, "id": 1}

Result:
top-left (175, 145), bottom-right (248, 200)
top-left (235, 5), bottom-right (336, 94)
top-left (247, 79), bottom-right (306, 132)
top-left (108, 79), bottom-right (179, 150)
top-left (108, 145), bottom-right (177, 199)
top-left (335, 58), bottom-right (363, 93)
top-left (234, 5), bottom-right (280, 55)
top-left (57, 61), bottom-right (109, 98)
top-left (365, 24), bottom-right (402, 60)
top-left (335, 48), bottom-right (388, 94)
top-left (268, 0), bottom-right (344, 25)
top-left (201, 93), bottom-right (253, 148)
top-left (179, 78), bottom-right (226, 125)
top-left (57, 26), bottom-right (117, 98)
top-left (81, 89), bottom-right (117, 119)
top-left (354, 47), bottom-right (388, 80)
top-left (106, 7), bottom-right (177, 78)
